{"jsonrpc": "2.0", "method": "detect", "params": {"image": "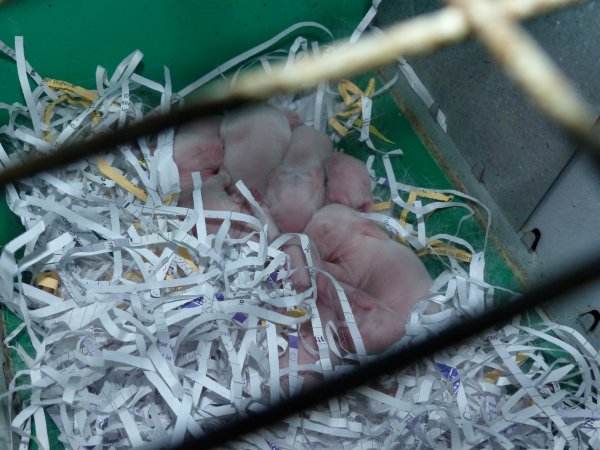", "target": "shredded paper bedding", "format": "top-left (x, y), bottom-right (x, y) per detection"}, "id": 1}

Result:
top-left (0, 5), bottom-right (598, 449)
